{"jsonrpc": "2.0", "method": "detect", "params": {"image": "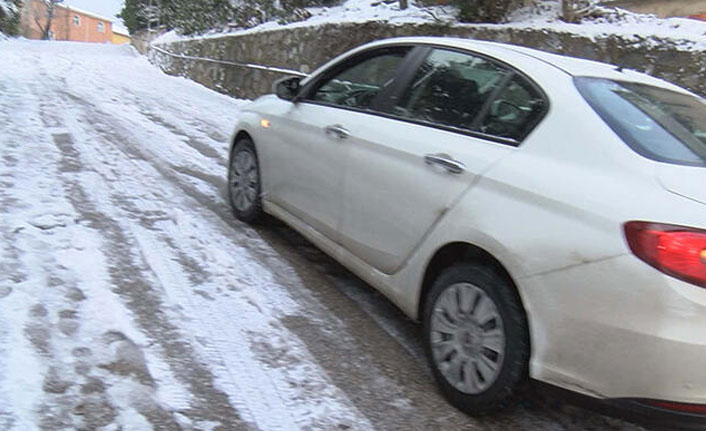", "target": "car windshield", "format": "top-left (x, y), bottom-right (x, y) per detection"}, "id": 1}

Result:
top-left (575, 77), bottom-right (706, 166)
